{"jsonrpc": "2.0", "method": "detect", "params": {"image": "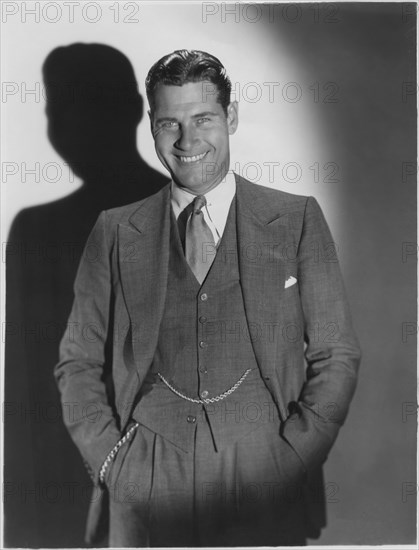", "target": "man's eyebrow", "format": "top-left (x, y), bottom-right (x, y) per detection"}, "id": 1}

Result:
top-left (154, 111), bottom-right (220, 125)
top-left (192, 111), bottom-right (219, 118)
